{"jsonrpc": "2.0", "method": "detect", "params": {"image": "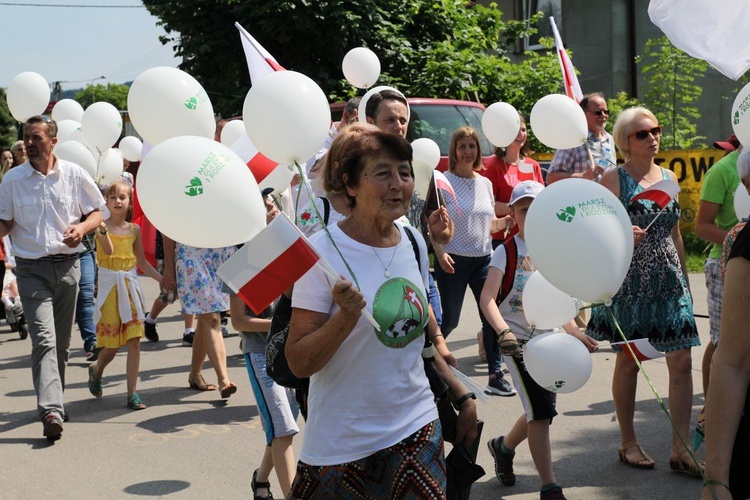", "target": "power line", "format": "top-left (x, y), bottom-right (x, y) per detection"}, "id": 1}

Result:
top-left (0, 2), bottom-right (143, 7)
